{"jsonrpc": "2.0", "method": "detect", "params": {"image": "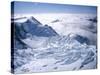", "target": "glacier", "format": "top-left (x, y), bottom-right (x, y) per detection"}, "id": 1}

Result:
top-left (13, 35), bottom-right (97, 73)
top-left (11, 13), bottom-right (97, 74)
